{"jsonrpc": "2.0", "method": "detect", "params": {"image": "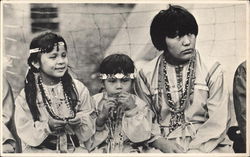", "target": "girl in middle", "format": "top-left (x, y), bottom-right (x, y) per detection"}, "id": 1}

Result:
top-left (89, 54), bottom-right (154, 153)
